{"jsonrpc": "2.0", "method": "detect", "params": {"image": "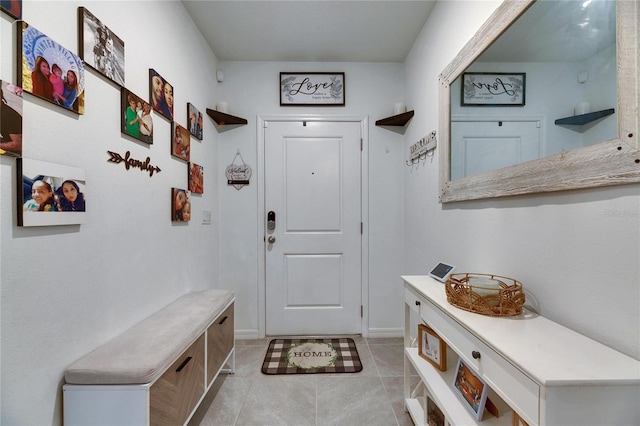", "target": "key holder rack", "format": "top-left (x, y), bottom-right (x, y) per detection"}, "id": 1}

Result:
top-left (406, 131), bottom-right (437, 166)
